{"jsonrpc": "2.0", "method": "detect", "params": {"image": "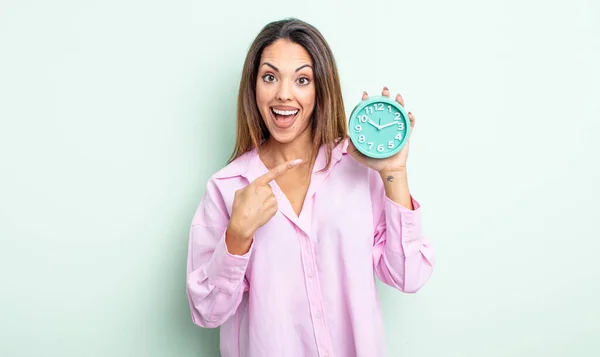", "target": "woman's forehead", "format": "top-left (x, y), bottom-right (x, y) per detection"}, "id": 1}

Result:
top-left (260, 40), bottom-right (313, 69)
